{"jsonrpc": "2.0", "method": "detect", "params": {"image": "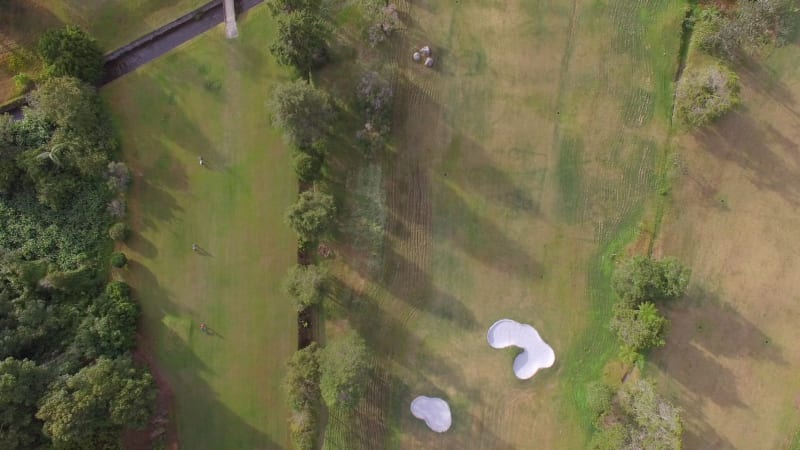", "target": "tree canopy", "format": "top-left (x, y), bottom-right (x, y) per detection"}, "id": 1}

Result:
top-left (269, 79), bottom-right (334, 150)
top-left (674, 63), bottom-right (740, 129)
top-left (613, 256), bottom-right (691, 304)
top-left (320, 332), bottom-right (371, 411)
top-left (0, 357), bottom-right (48, 449)
top-left (37, 26), bottom-right (105, 84)
top-left (37, 356), bottom-right (155, 449)
top-left (283, 264), bottom-right (328, 311)
top-left (285, 190), bottom-right (336, 245)
top-left (270, 10), bottom-right (331, 74)
top-left (610, 301), bottom-right (668, 357)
